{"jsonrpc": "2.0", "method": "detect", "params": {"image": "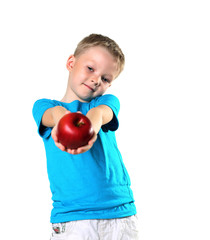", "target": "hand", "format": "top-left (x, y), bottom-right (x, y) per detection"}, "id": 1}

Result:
top-left (51, 123), bottom-right (66, 151)
top-left (66, 132), bottom-right (97, 155)
top-left (51, 111), bottom-right (97, 154)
